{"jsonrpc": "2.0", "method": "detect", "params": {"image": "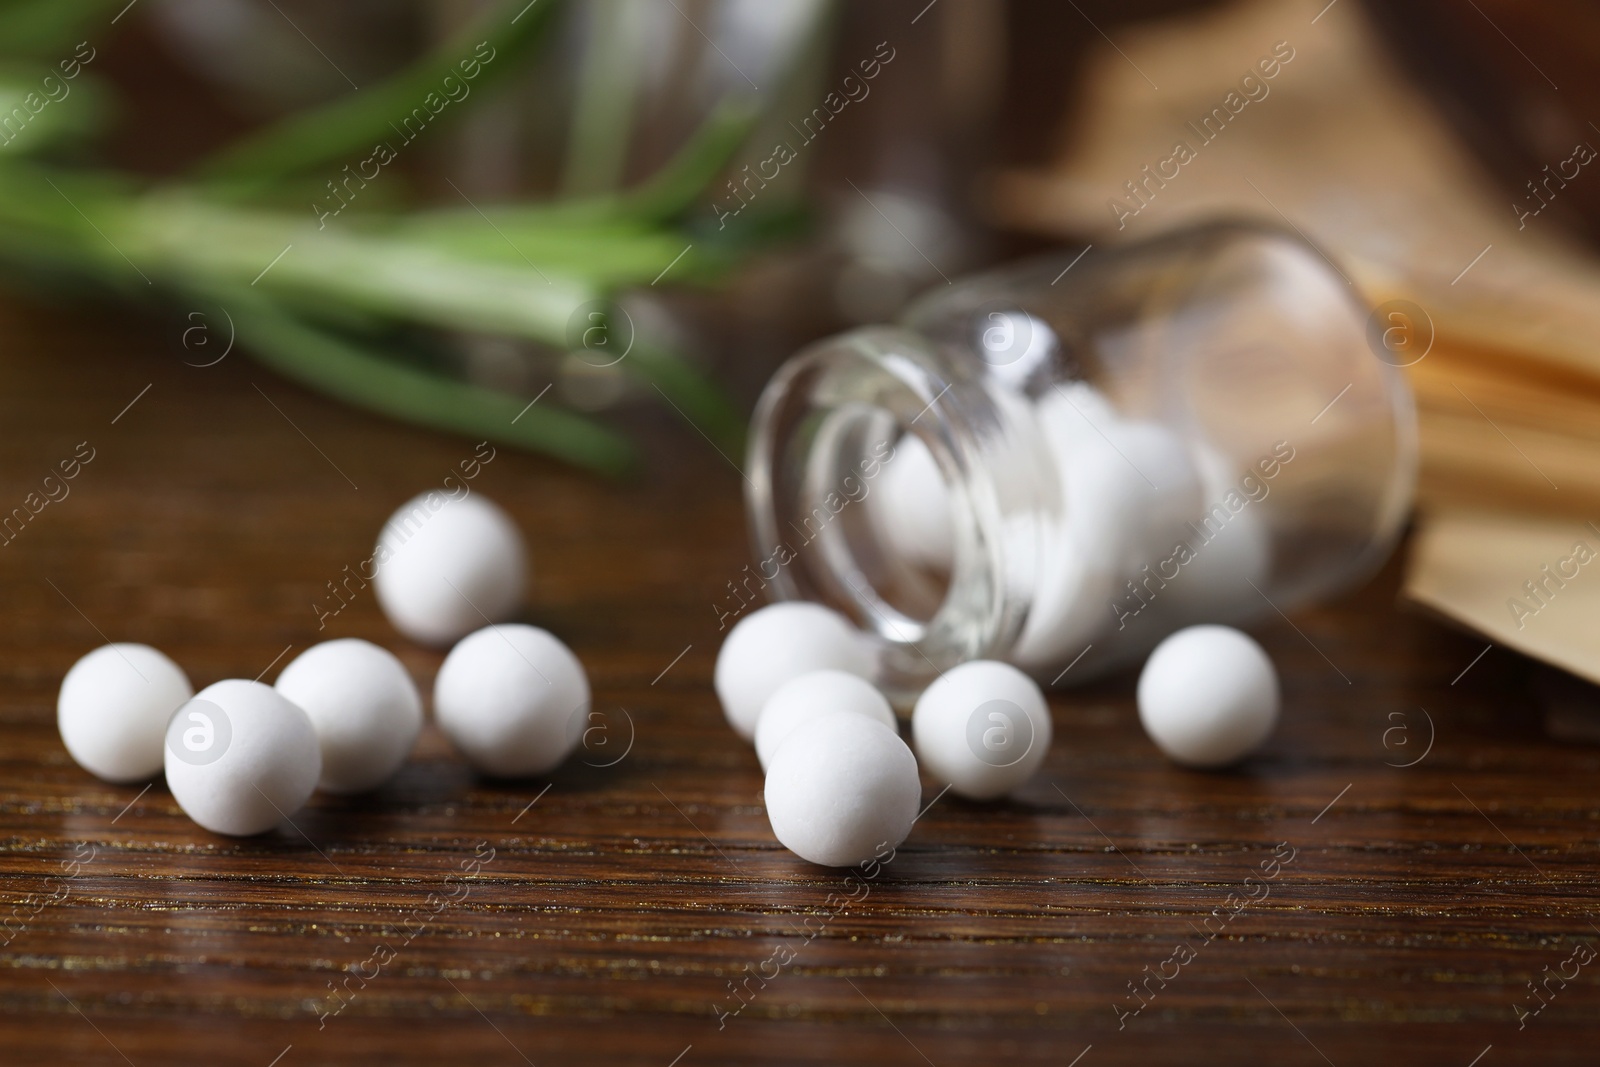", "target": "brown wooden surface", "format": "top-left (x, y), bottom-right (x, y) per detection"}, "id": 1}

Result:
top-left (2, 297), bottom-right (1598, 1066)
